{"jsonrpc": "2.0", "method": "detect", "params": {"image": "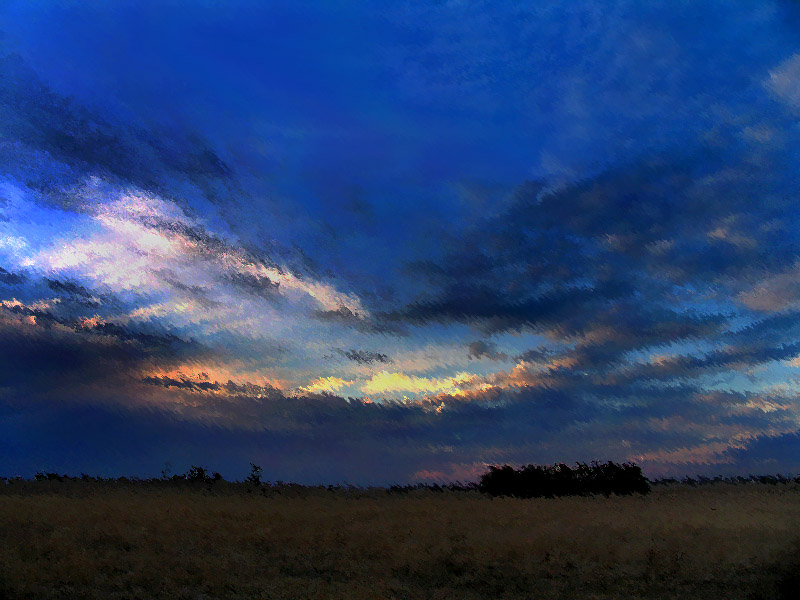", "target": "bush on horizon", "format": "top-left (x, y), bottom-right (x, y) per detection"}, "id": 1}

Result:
top-left (478, 461), bottom-right (651, 498)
